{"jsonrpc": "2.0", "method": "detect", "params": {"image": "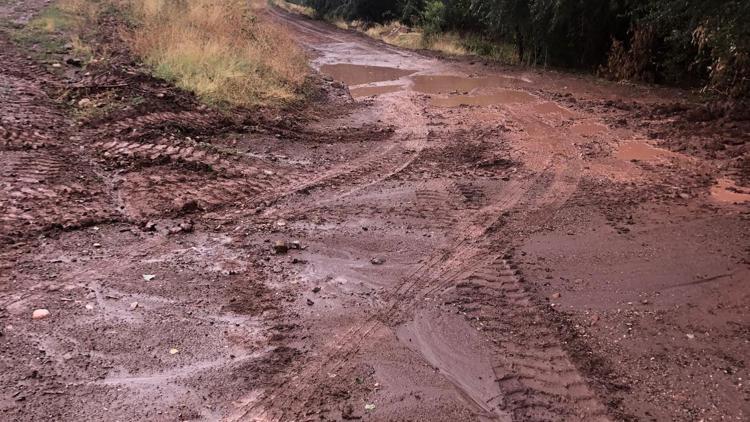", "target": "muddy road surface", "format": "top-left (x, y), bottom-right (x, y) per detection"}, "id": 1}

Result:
top-left (1, 3), bottom-right (749, 421)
